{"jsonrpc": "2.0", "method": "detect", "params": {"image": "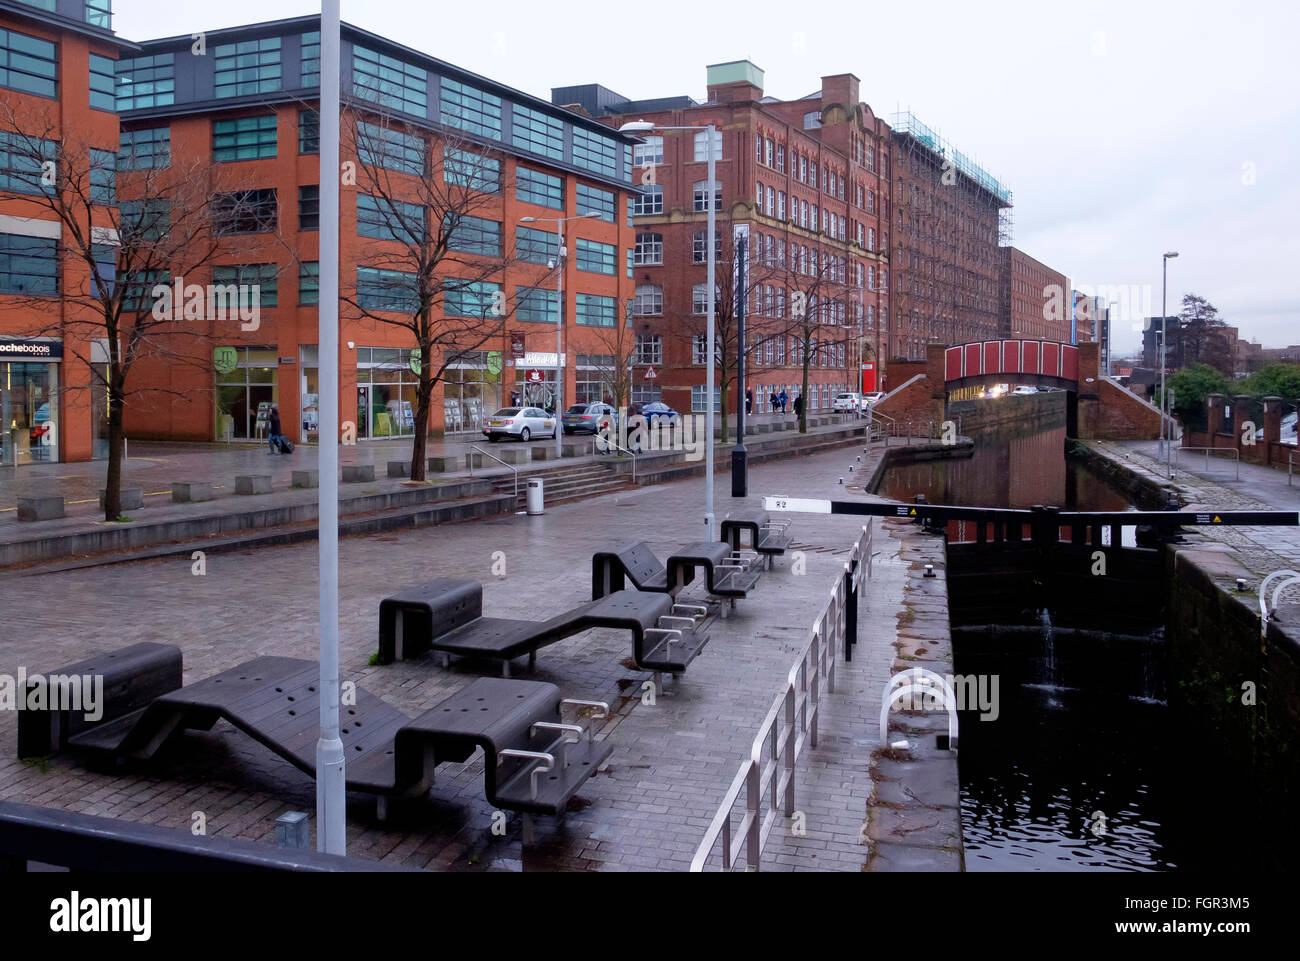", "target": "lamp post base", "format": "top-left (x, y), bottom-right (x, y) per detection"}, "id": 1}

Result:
top-left (731, 446), bottom-right (748, 497)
